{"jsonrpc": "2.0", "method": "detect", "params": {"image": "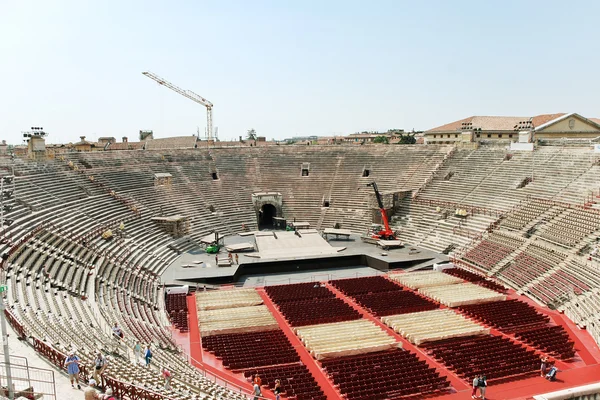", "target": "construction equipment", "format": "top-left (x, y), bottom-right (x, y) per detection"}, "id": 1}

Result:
top-left (201, 231), bottom-right (223, 254)
top-left (205, 243), bottom-right (220, 254)
top-left (142, 71), bottom-right (214, 140)
top-left (366, 182), bottom-right (397, 240)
